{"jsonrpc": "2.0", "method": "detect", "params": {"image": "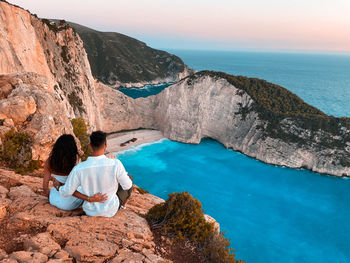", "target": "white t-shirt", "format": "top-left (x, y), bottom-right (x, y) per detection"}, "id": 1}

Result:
top-left (59, 155), bottom-right (132, 217)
